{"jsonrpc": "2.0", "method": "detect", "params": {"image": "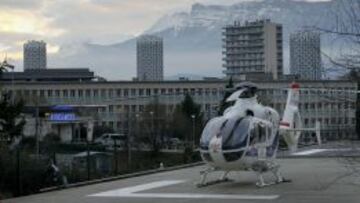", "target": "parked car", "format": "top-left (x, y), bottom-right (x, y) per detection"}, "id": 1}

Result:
top-left (94, 133), bottom-right (127, 149)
